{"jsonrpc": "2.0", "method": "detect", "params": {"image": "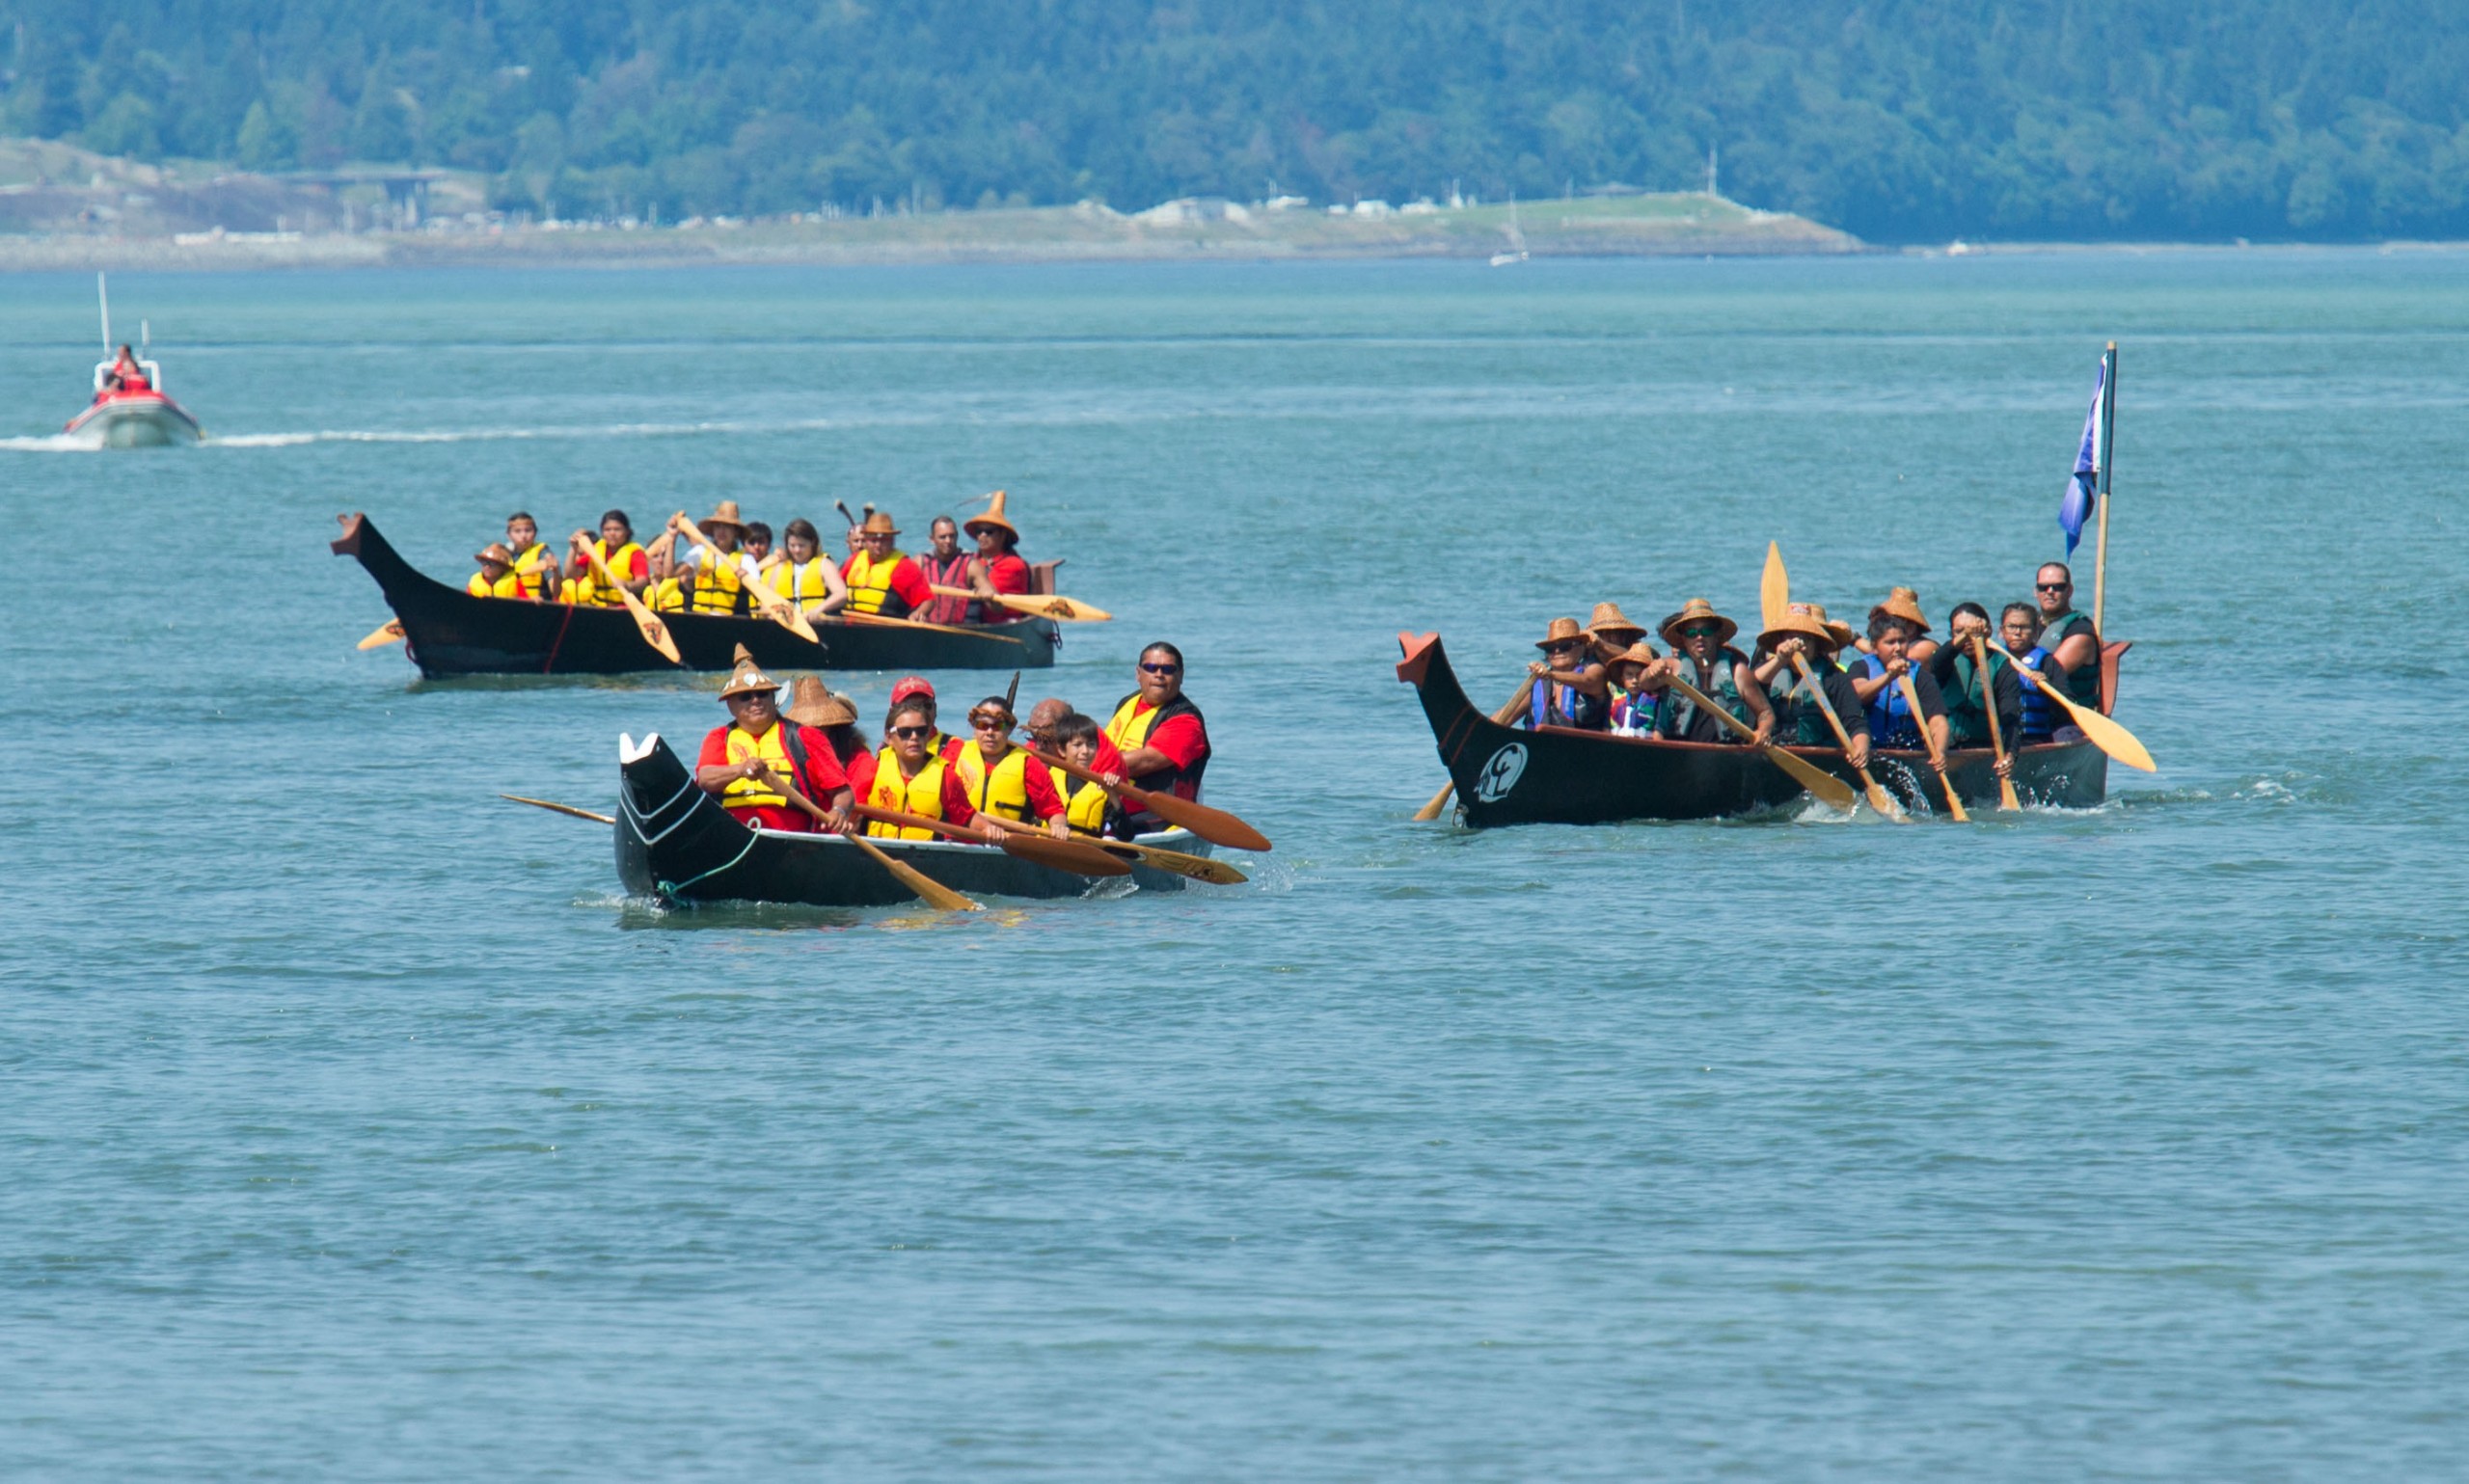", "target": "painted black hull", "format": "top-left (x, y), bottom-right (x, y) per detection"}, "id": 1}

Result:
top-left (1397, 632), bottom-right (2108, 826)
top-left (335, 513), bottom-right (1058, 677)
top-left (614, 733), bottom-right (1200, 906)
